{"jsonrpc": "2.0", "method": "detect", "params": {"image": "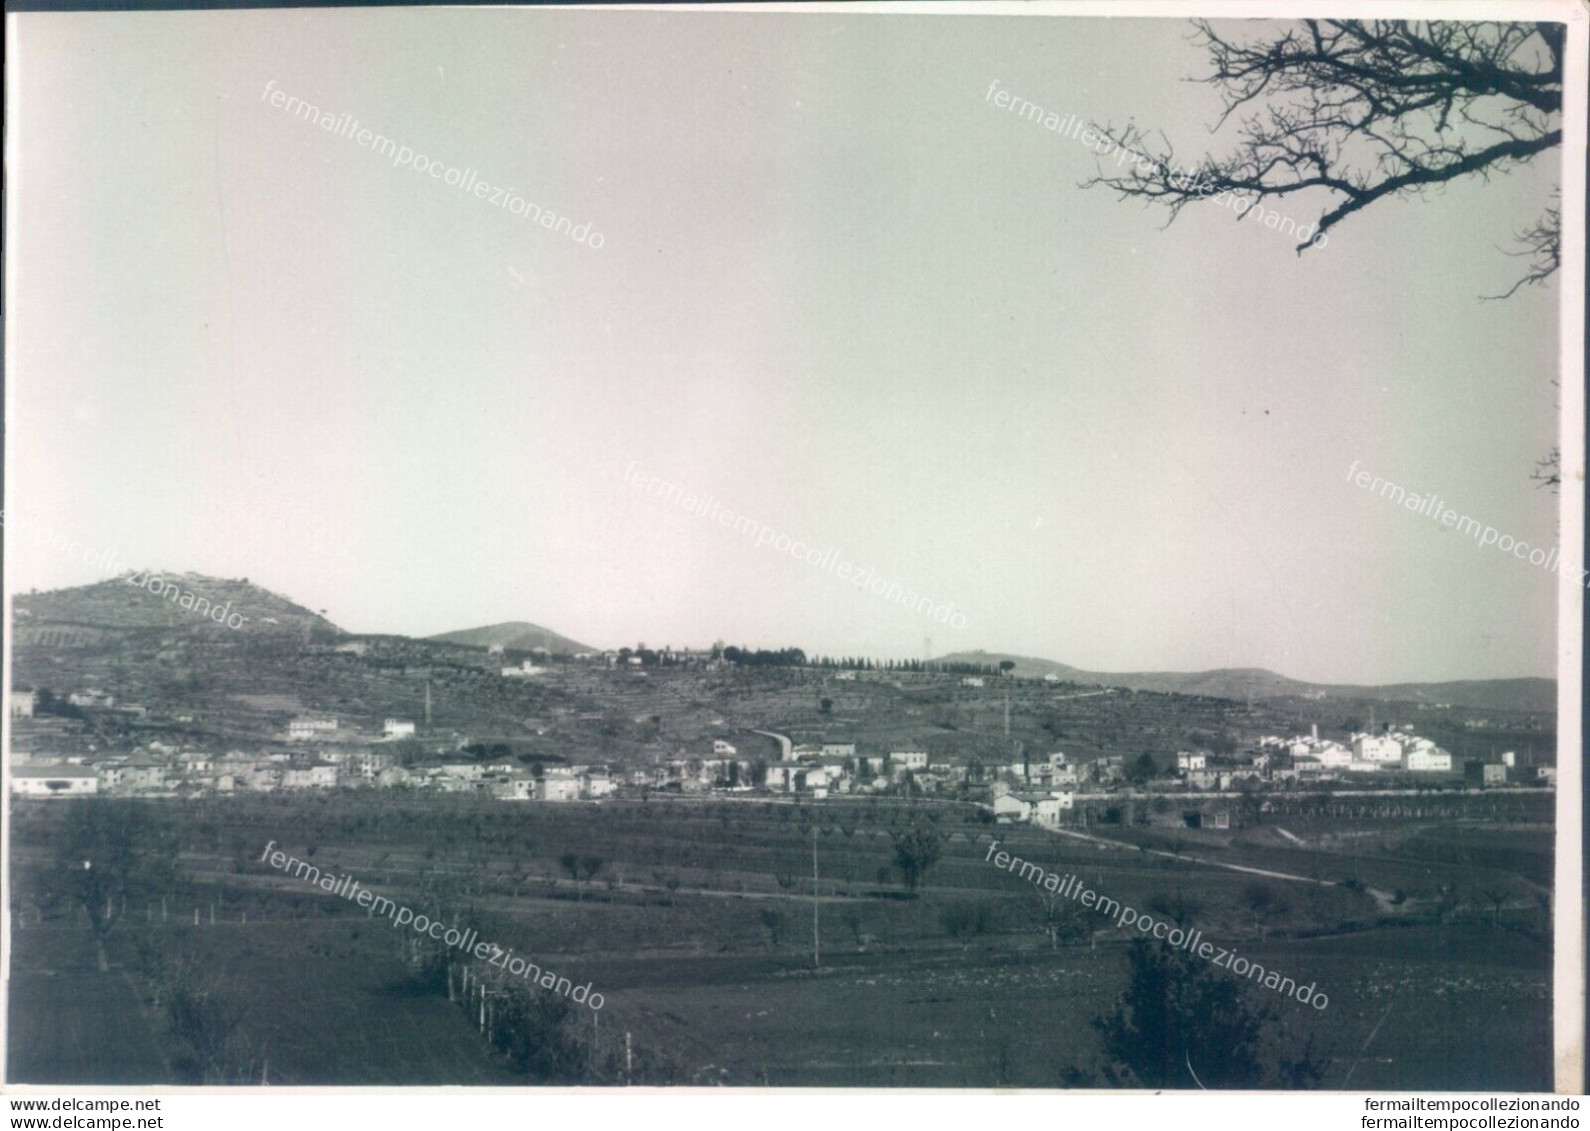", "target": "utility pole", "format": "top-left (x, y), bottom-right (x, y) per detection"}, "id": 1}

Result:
top-left (812, 823), bottom-right (820, 969)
